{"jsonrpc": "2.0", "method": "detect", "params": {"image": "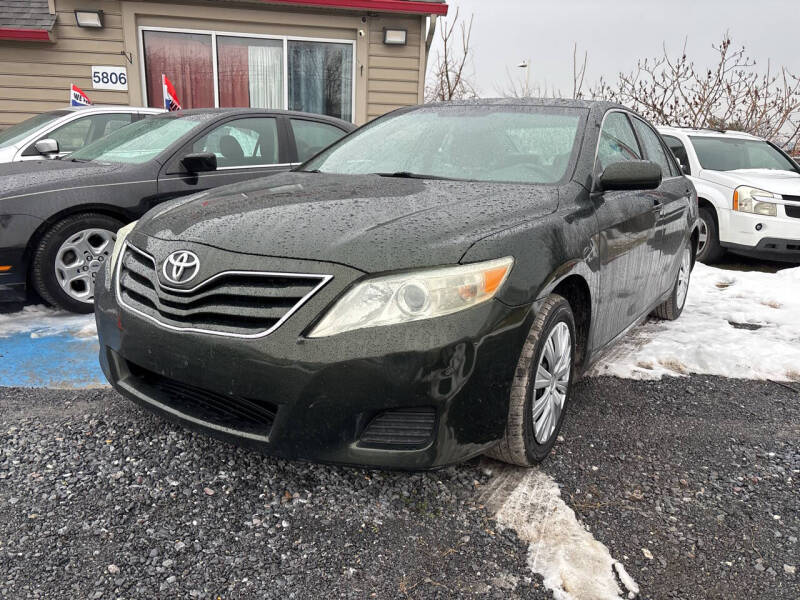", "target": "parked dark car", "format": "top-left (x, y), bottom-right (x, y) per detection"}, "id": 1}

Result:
top-left (95, 99), bottom-right (699, 470)
top-left (0, 109), bottom-right (355, 312)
